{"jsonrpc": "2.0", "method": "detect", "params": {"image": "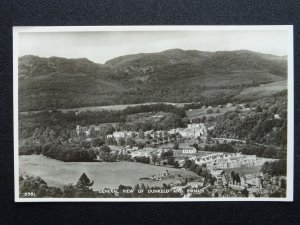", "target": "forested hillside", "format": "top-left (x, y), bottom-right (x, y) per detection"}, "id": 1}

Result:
top-left (212, 91), bottom-right (287, 146)
top-left (19, 49), bottom-right (287, 111)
